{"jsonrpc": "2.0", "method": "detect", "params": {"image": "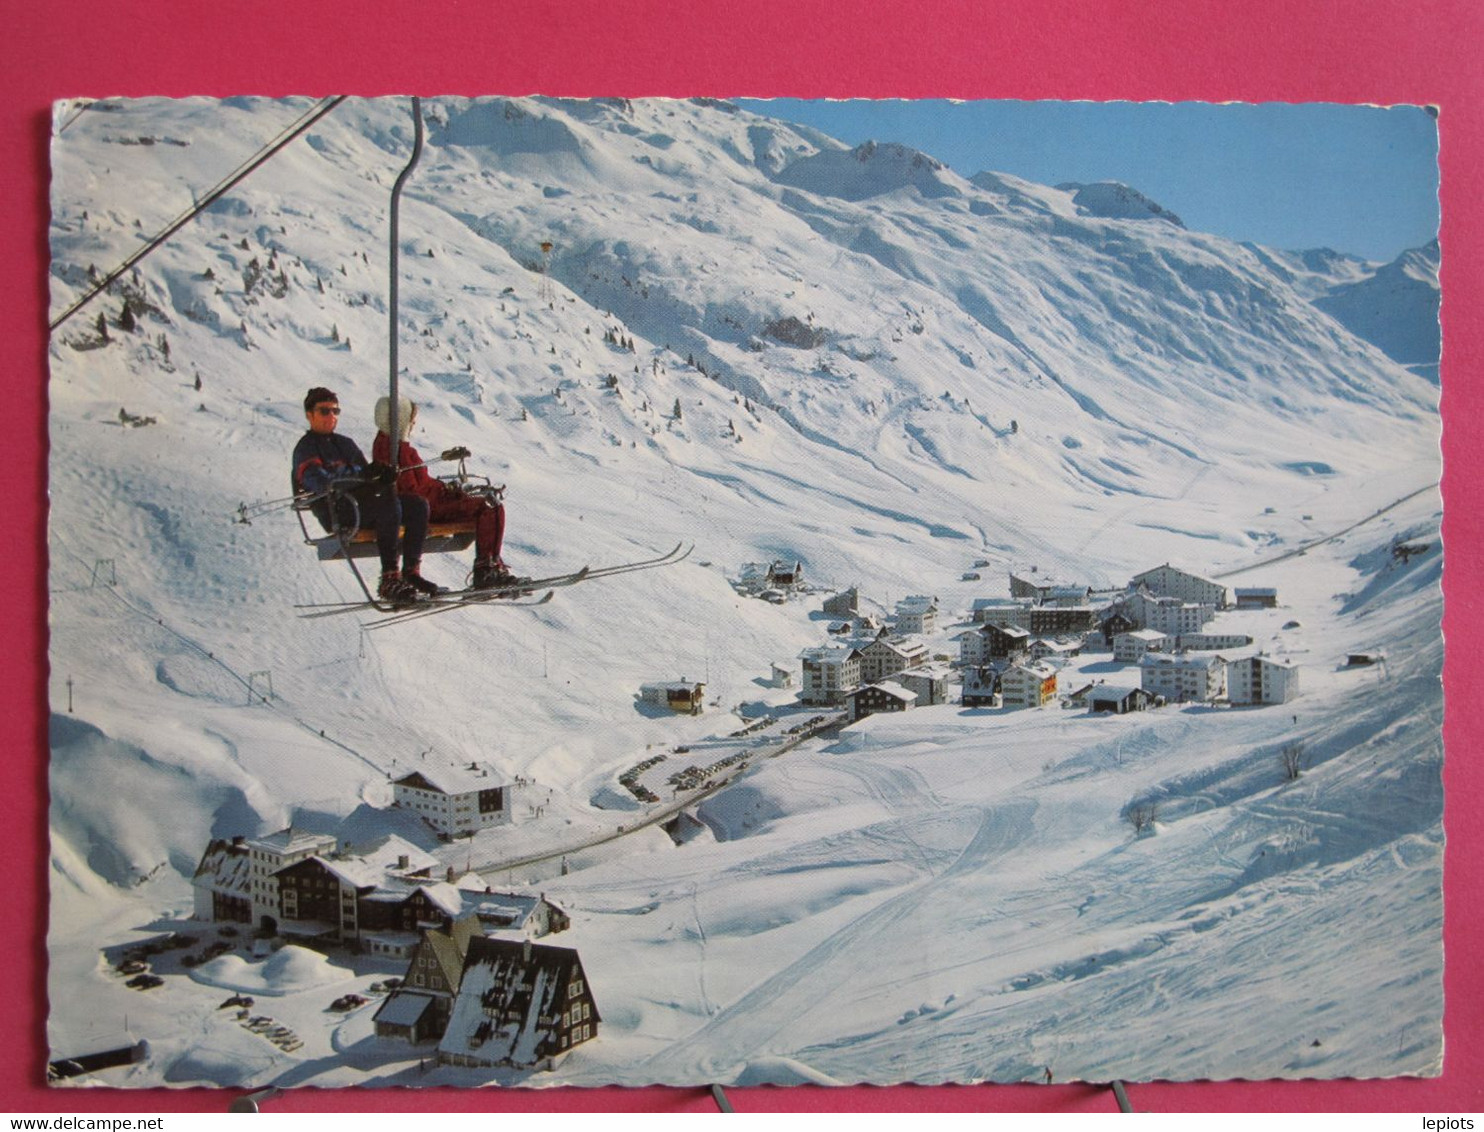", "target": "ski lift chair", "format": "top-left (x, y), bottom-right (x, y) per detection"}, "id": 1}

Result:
top-left (294, 455), bottom-right (502, 562)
